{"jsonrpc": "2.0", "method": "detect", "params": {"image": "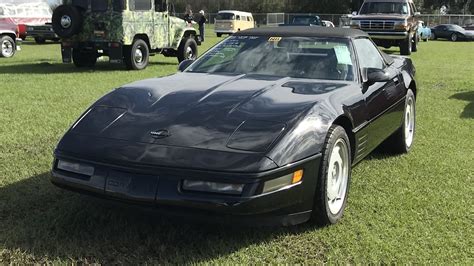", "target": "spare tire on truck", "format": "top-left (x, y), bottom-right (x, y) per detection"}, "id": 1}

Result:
top-left (52, 5), bottom-right (83, 38)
